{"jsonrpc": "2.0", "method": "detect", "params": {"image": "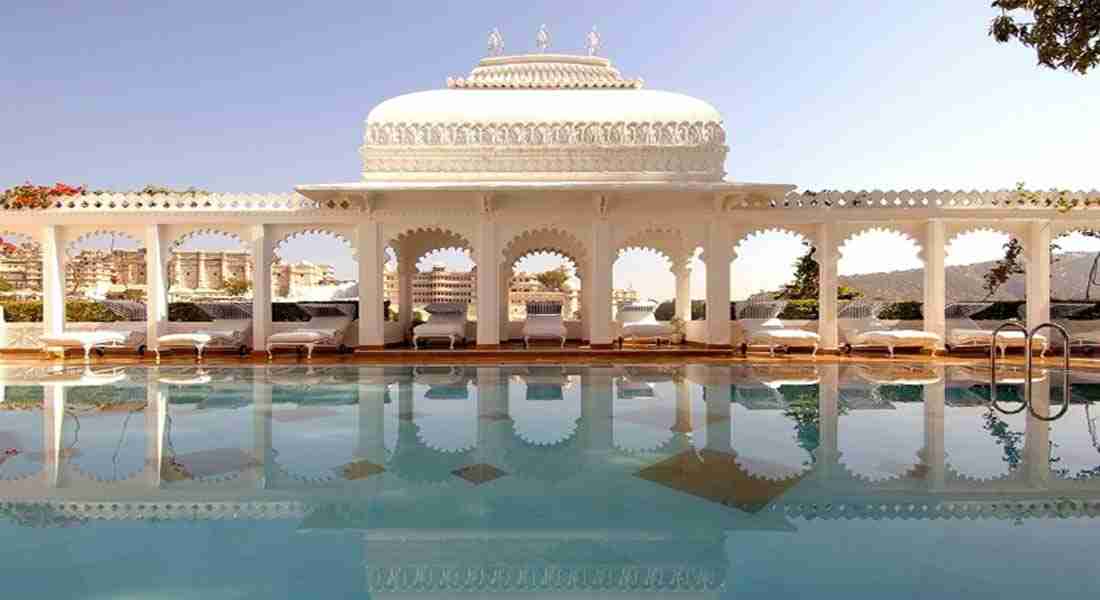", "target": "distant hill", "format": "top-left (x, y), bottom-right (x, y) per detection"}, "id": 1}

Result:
top-left (837, 252), bottom-right (1100, 302)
